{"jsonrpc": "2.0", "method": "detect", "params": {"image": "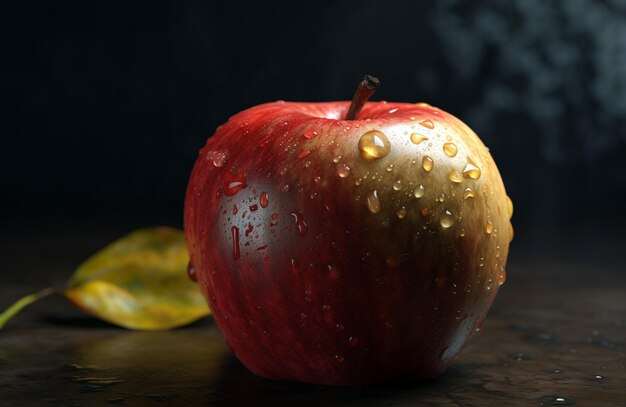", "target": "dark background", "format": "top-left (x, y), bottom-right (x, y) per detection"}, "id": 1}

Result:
top-left (2, 1), bottom-right (626, 280)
